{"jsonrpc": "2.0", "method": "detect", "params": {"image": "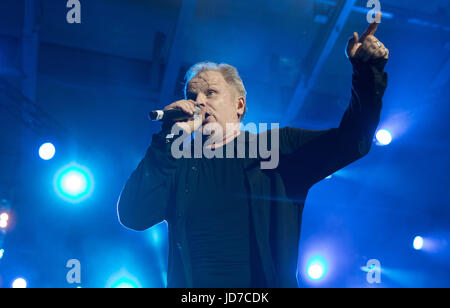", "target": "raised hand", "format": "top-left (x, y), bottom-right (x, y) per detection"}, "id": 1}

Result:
top-left (346, 12), bottom-right (389, 62)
